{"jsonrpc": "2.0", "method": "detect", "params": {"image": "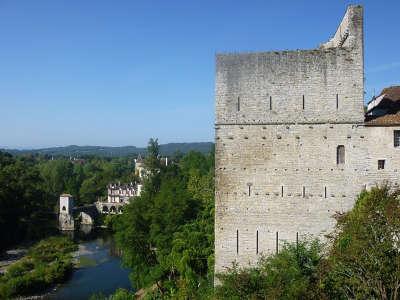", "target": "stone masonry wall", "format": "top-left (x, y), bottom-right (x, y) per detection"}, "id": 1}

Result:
top-left (215, 123), bottom-right (400, 271)
top-left (216, 6), bottom-right (364, 125)
top-left (214, 5), bottom-right (400, 274)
